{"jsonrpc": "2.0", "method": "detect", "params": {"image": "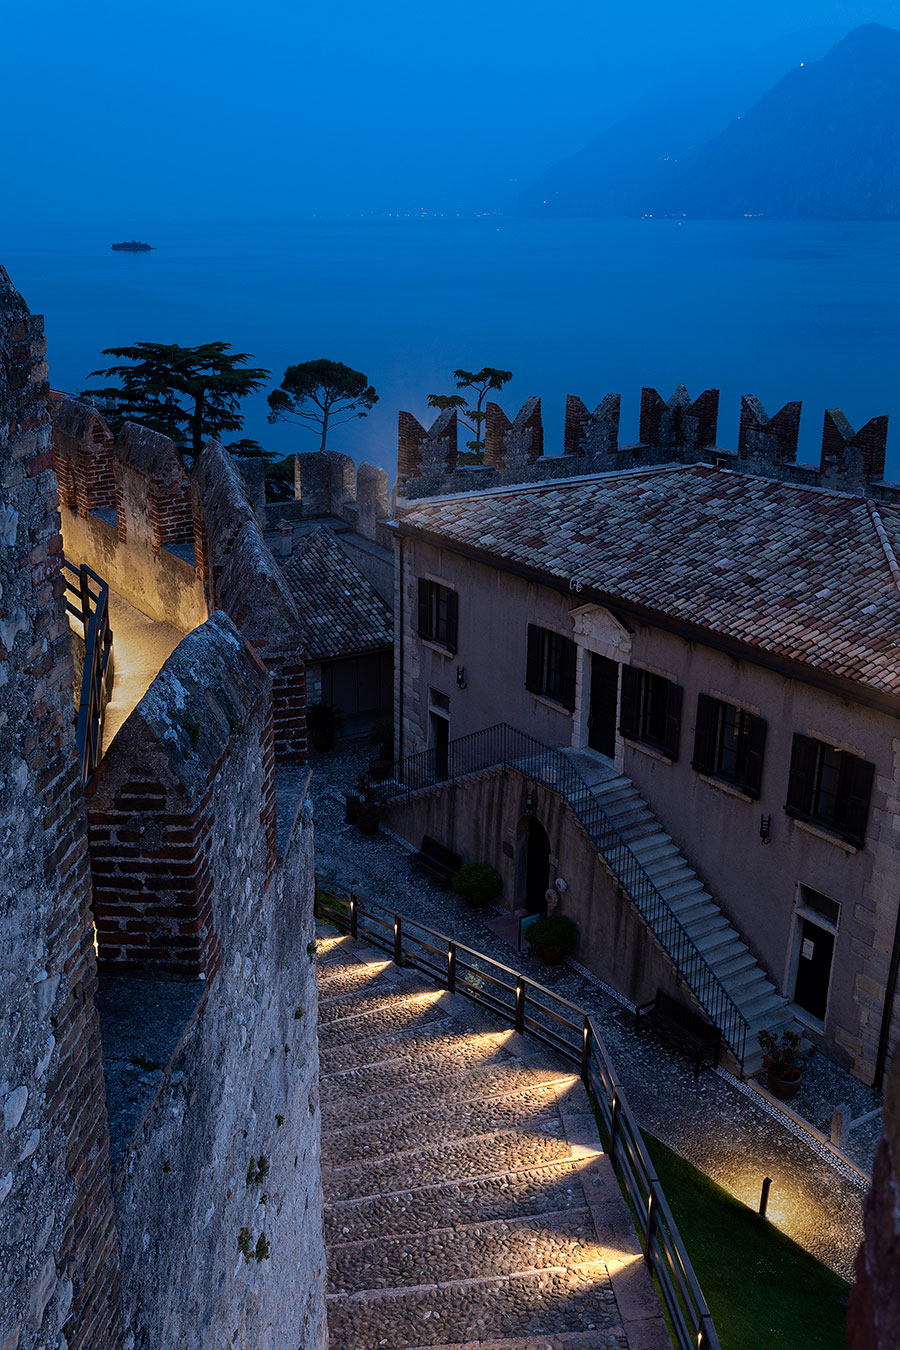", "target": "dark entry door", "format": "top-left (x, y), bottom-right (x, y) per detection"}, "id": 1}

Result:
top-left (431, 712), bottom-right (449, 780)
top-left (588, 655), bottom-right (619, 757)
top-left (793, 918), bottom-right (834, 1021)
top-left (525, 818), bottom-right (551, 915)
